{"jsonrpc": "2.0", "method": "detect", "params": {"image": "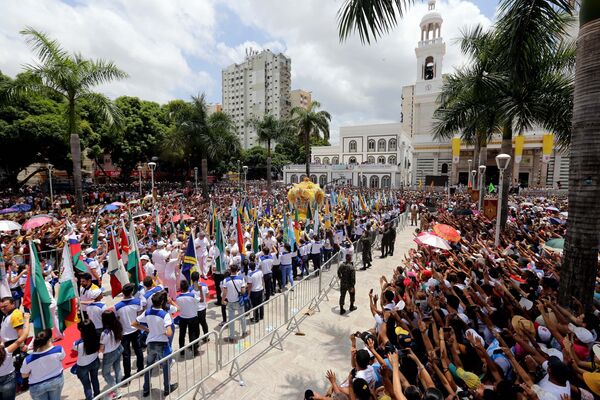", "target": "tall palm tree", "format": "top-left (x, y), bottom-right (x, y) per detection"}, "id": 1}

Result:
top-left (247, 114), bottom-right (293, 193)
top-left (169, 95), bottom-right (240, 196)
top-left (559, 0), bottom-right (600, 311)
top-left (1, 28), bottom-right (127, 211)
top-left (290, 101), bottom-right (331, 177)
